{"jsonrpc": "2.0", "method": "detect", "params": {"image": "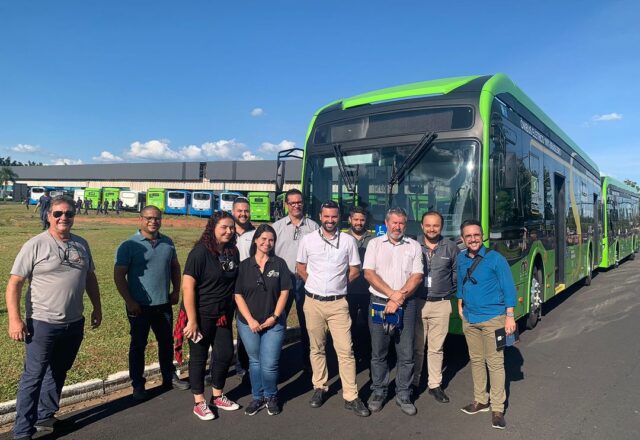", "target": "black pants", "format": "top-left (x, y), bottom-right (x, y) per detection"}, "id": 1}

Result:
top-left (347, 294), bottom-right (372, 362)
top-left (189, 312), bottom-right (234, 394)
